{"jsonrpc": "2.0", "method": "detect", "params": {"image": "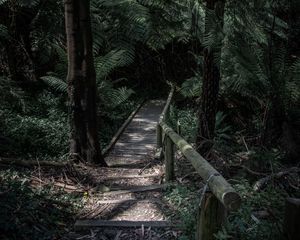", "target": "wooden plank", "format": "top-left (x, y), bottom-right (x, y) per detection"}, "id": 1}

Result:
top-left (118, 138), bottom-right (156, 143)
top-left (160, 122), bottom-right (241, 211)
top-left (124, 129), bottom-right (156, 134)
top-left (108, 152), bottom-right (151, 157)
top-left (117, 136), bottom-right (156, 141)
top-left (104, 174), bottom-right (161, 180)
top-left (74, 220), bottom-right (178, 230)
top-left (98, 184), bottom-right (168, 196)
top-left (114, 144), bottom-right (156, 149)
top-left (110, 148), bottom-right (152, 153)
top-left (96, 199), bottom-right (161, 204)
top-left (110, 150), bottom-right (153, 155)
top-left (120, 133), bottom-right (156, 137)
